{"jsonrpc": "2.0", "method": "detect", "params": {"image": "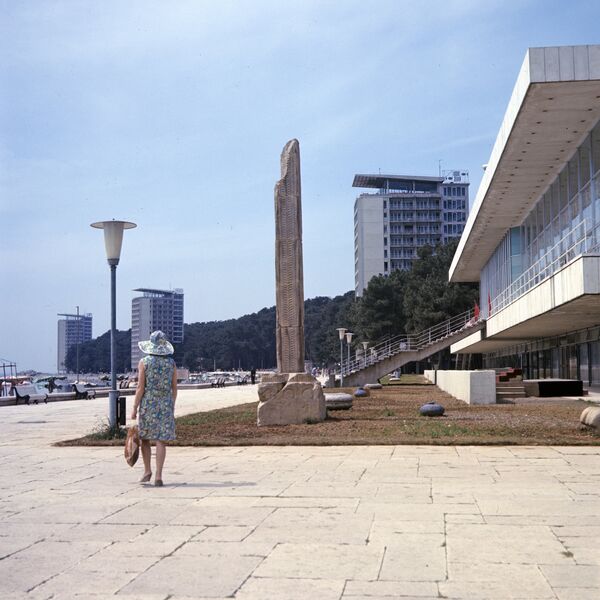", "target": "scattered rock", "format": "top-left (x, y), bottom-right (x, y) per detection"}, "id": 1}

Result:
top-left (325, 392), bottom-right (353, 410)
top-left (354, 388), bottom-right (369, 398)
top-left (580, 406), bottom-right (600, 428)
top-left (420, 401), bottom-right (445, 417)
top-left (257, 373), bottom-right (326, 426)
top-left (364, 383), bottom-right (382, 390)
